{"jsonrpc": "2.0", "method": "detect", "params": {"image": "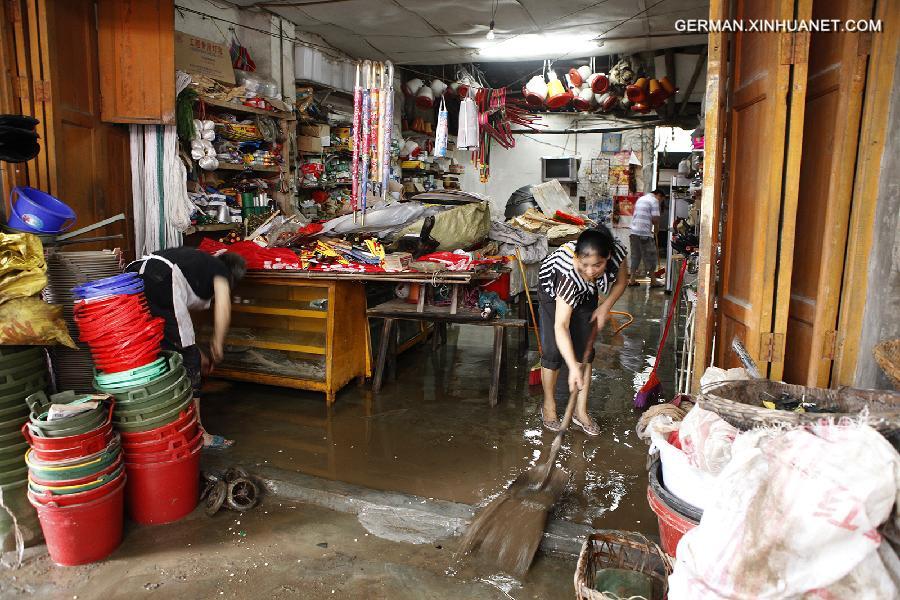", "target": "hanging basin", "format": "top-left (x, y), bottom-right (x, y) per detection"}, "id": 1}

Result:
top-left (8, 186), bottom-right (76, 233)
top-left (28, 475), bottom-right (125, 566)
